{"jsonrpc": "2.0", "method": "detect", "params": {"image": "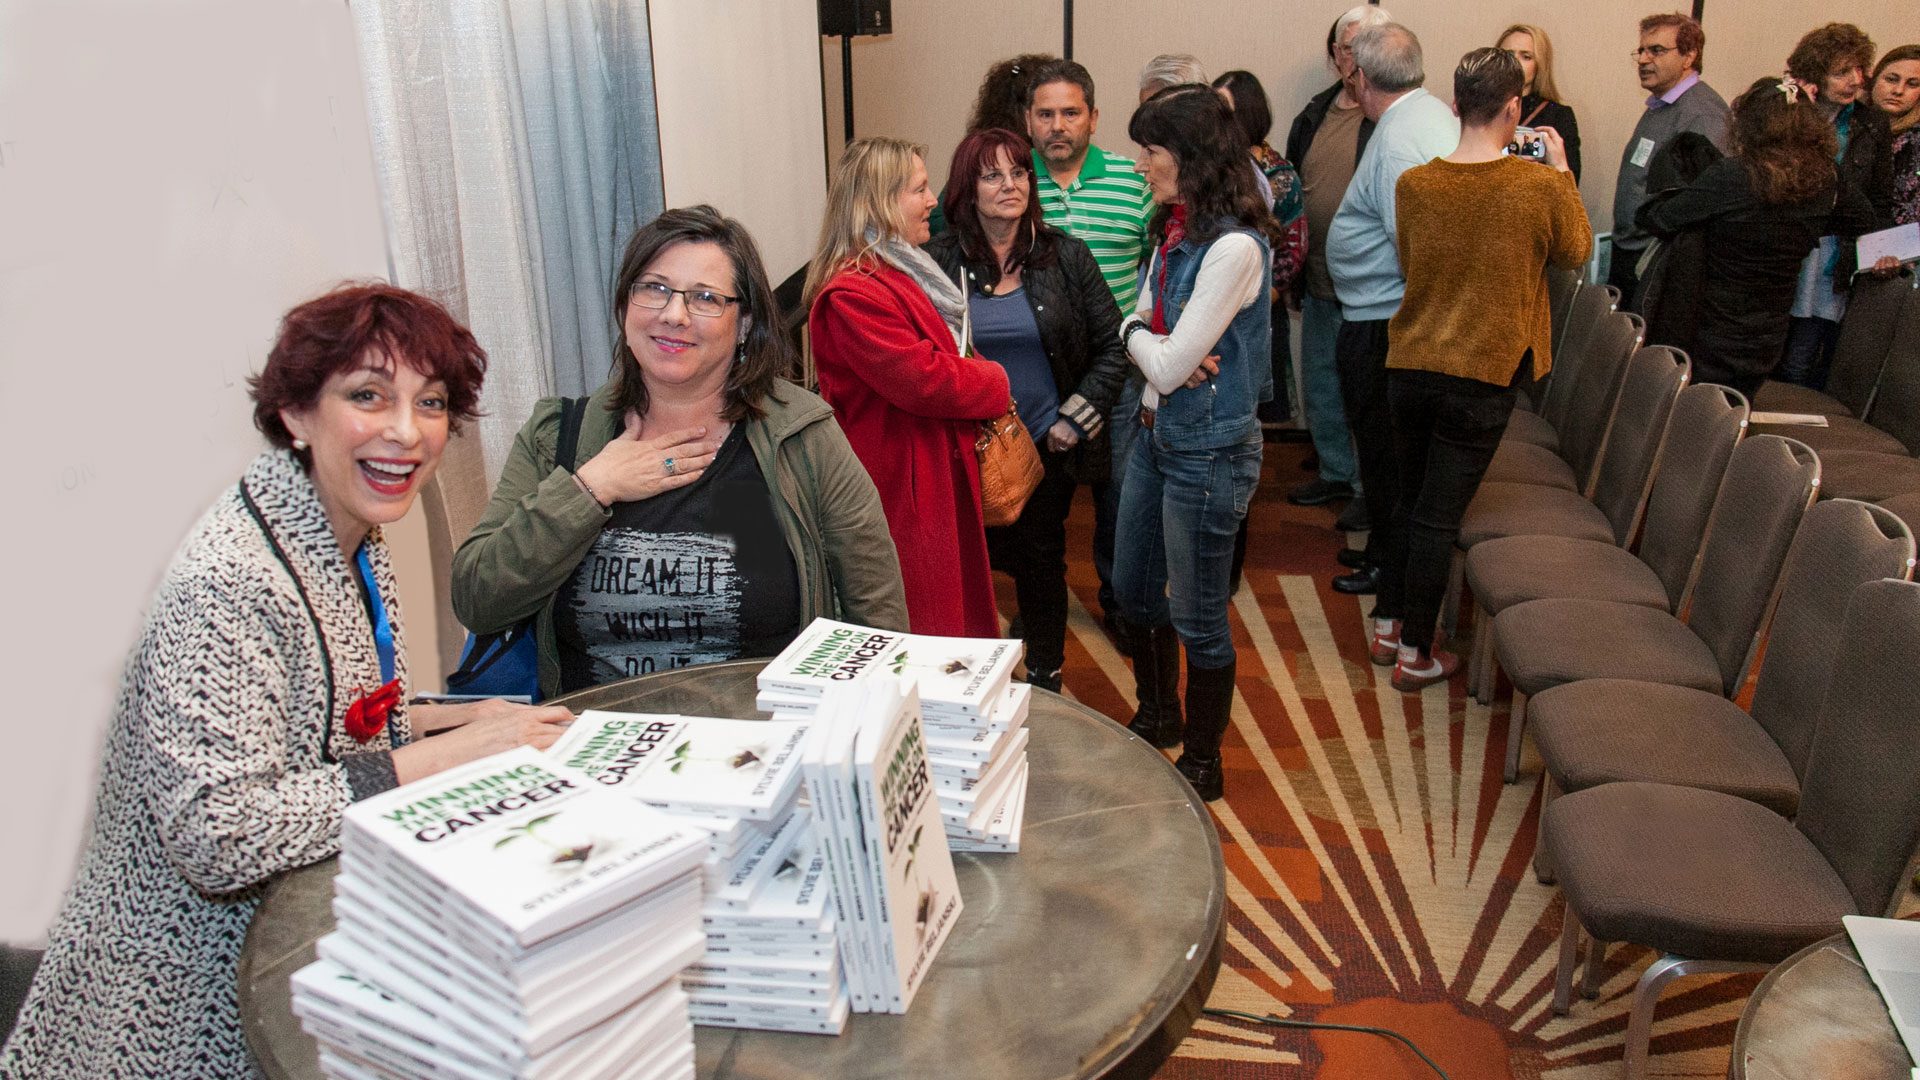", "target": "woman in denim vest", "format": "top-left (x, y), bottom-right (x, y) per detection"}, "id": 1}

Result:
top-left (1115, 85), bottom-right (1274, 802)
